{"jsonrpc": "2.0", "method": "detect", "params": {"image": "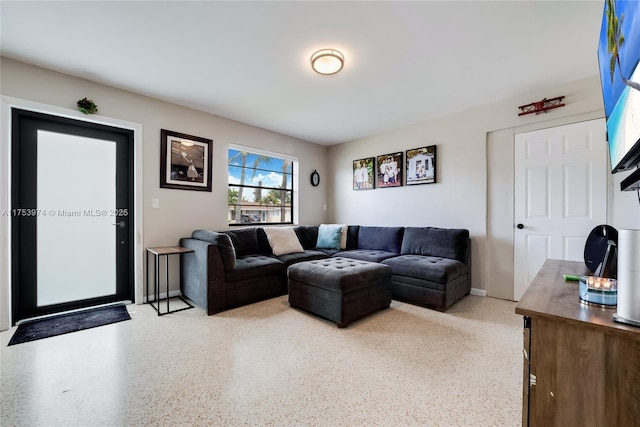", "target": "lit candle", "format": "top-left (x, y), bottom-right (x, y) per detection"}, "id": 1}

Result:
top-left (584, 276), bottom-right (616, 291)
